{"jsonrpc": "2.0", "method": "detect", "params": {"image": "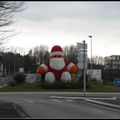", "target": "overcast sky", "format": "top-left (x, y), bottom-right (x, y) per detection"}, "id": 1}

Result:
top-left (5, 1), bottom-right (120, 57)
